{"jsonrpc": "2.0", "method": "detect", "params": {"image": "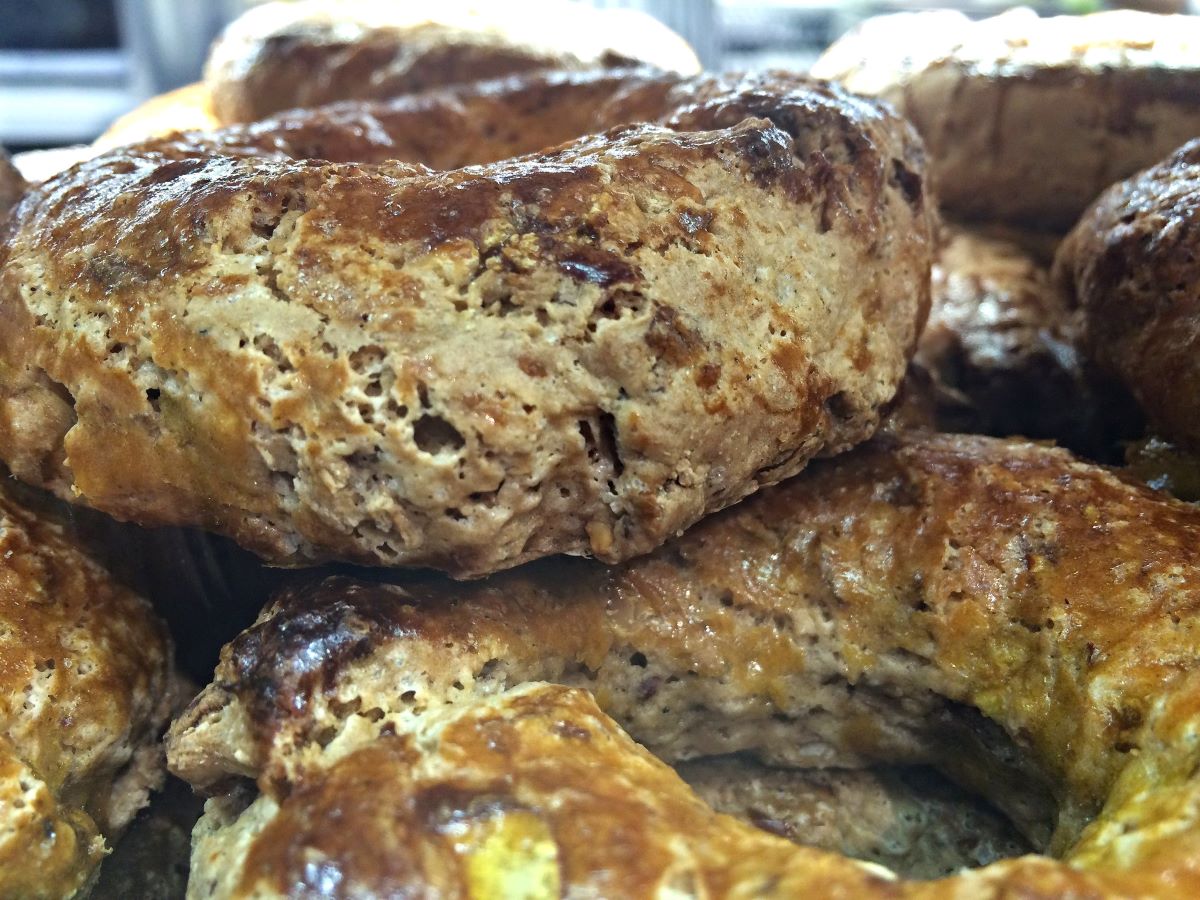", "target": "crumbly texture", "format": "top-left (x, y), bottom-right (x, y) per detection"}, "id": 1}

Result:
top-left (171, 431), bottom-right (1200, 896)
top-left (204, 0), bottom-right (700, 124)
top-left (0, 70), bottom-right (932, 577)
top-left (0, 478), bottom-right (177, 899)
top-left (914, 227), bottom-right (1138, 459)
top-left (678, 758), bottom-right (1029, 880)
top-left (812, 8), bottom-right (1200, 229)
top-left (1055, 138), bottom-right (1200, 452)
